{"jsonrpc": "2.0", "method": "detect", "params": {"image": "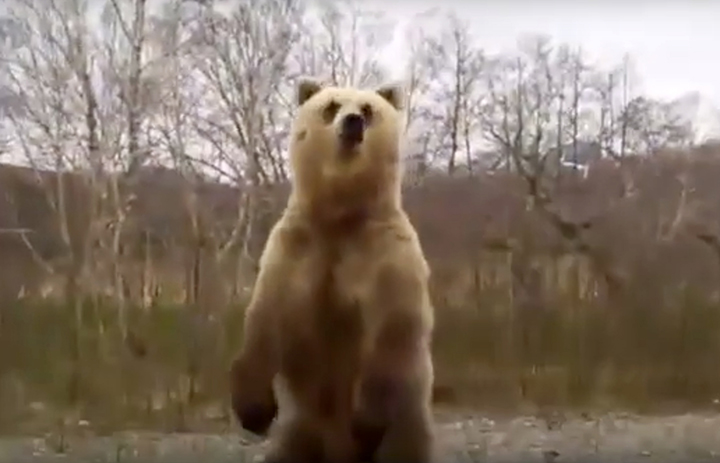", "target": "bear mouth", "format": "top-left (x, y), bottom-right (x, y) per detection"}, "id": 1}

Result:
top-left (337, 137), bottom-right (363, 159)
top-left (340, 133), bottom-right (363, 147)
top-left (338, 113), bottom-right (365, 154)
